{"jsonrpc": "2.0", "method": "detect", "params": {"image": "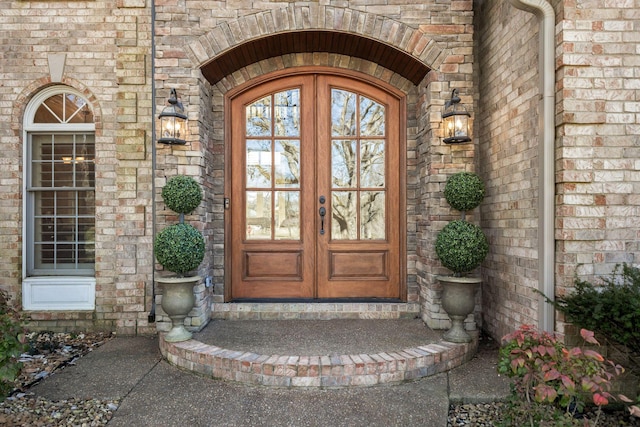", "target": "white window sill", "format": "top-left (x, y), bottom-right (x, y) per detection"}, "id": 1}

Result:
top-left (22, 277), bottom-right (96, 311)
